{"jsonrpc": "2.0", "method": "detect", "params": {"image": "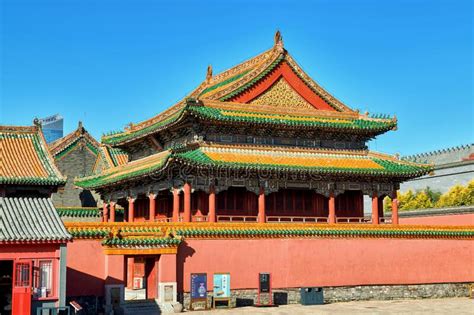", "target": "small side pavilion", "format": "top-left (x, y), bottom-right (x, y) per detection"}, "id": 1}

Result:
top-left (0, 123), bottom-right (71, 315)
